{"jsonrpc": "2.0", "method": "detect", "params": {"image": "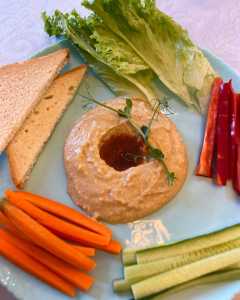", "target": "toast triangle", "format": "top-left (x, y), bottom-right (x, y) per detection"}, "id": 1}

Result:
top-left (7, 65), bottom-right (87, 188)
top-left (0, 48), bottom-right (69, 154)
